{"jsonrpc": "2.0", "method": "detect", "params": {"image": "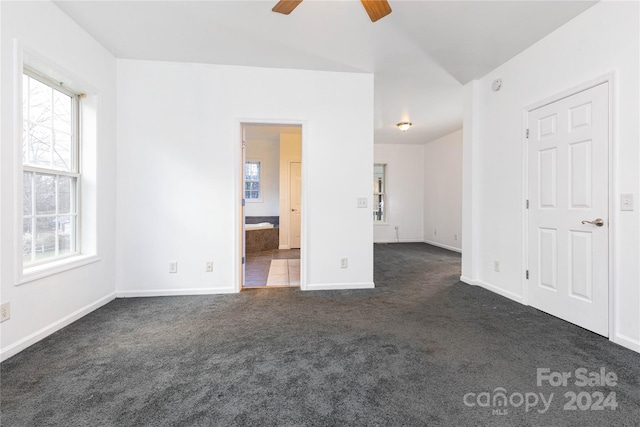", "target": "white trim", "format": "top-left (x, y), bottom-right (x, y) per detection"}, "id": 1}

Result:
top-left (14, 40), bottom-right (100, 286)
top-left (236, 119), bottom-right (307, 293)
top-left (422, 240), bottom-right (462, 253)
top-left (278, 244), bottom-right (291, 250)
top-left (18, 254), bottom-right (100, 285)
top-left (0, 292), bottom-right (116, 362)
top-left (374, 238), bottom-right (424, 244)
top-left (522, 72), bottom-right (616, 339)
top-left (611, 332), bottom-right (640, 353)
top-left (116, 288), bottom-right (237, 298)
top-left (305, 282), bottom-right (375, 291)
top-left (459, 276), bottom-right (525, 304)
